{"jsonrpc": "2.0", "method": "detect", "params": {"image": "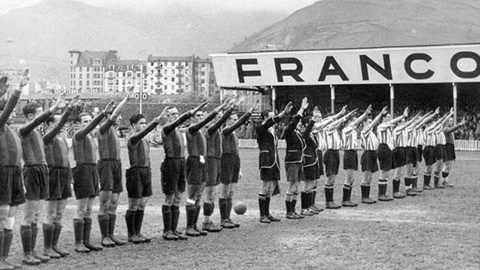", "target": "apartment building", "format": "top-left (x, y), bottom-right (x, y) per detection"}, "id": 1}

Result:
top-left (147, 55), bottom-right (216, 95)
top-left (68, 50), bottom-right (118, 93)
top-left (104, 60), bottom-right (148, 93)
